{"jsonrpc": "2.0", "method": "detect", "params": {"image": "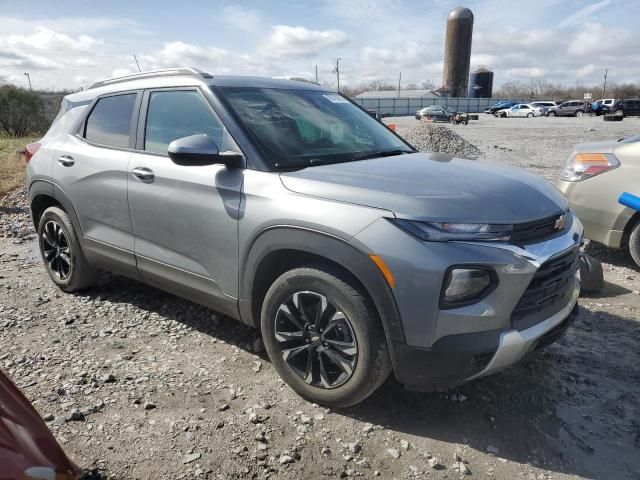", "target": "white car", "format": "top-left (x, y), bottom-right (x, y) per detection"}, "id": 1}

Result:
top-left (505, 103), bottom-right (544, 118)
